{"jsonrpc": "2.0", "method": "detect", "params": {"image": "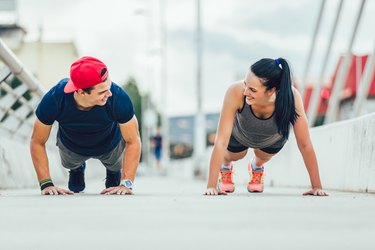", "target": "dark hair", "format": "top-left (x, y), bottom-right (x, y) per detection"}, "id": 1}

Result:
top-left (82, 87), bottom-right (94, 94)
top-left (250, 58), bottom-right (299, 139)
top-left (81, 68), bottom-right (108, 94)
